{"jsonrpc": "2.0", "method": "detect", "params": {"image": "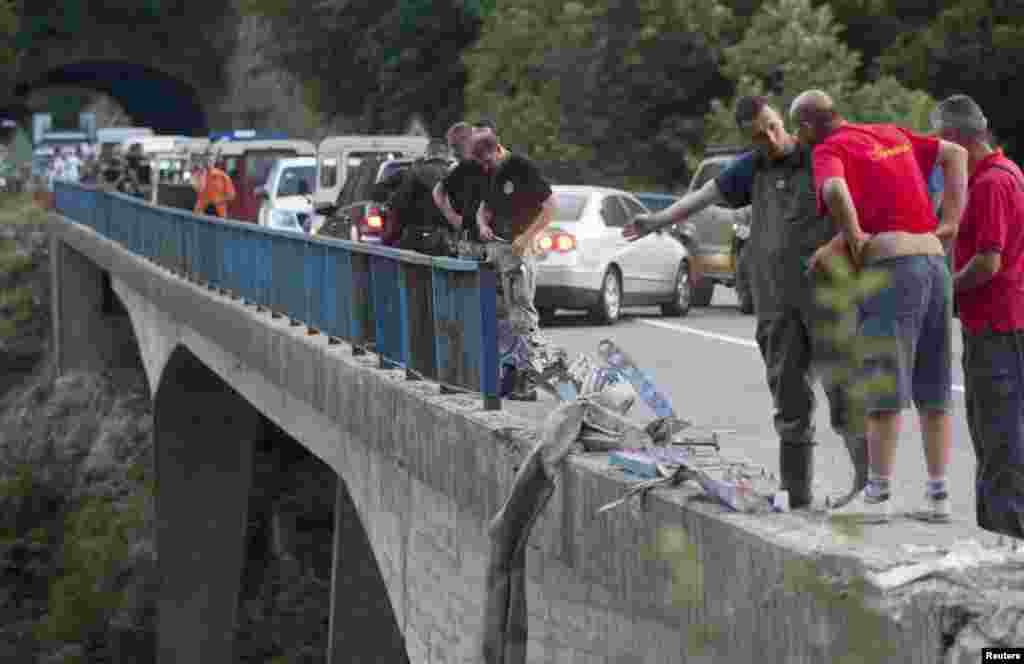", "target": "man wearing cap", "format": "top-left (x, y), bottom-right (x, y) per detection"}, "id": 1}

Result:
top-left (623, 95), bottom-right (868, 510)
top-left (472, 130), bottom-right (556, 400)
top-left (933, 94), bottom-right (1024, 537)
top-left (792, 89), bottom-right (968, 524)
top-left (386, 140), bottom-right (454, 252)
